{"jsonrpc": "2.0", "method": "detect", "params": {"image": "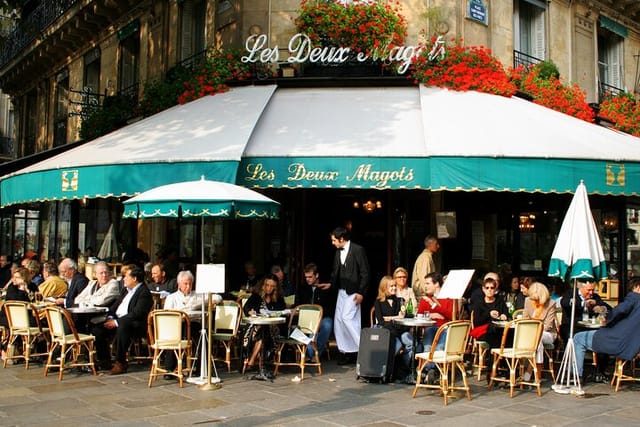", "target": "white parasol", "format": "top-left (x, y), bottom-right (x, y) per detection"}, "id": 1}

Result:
top-left (548, 180), bottom-right (607, 395)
